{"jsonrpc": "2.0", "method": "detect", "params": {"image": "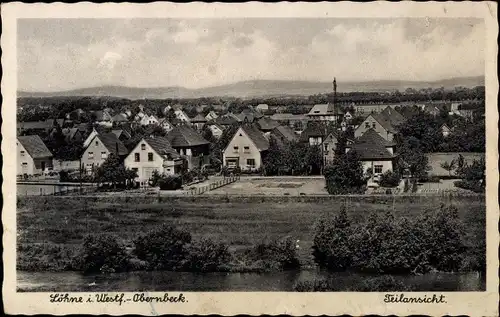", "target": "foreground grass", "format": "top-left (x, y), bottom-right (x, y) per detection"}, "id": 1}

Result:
top-left (17, 195), bottom-right (485, 272)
